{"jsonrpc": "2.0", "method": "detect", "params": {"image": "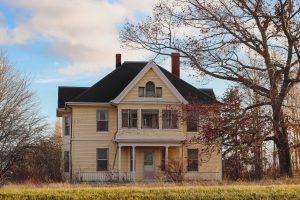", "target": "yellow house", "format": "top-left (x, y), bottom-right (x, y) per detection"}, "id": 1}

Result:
top-left (57, 53), bottom-right (222, 182)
